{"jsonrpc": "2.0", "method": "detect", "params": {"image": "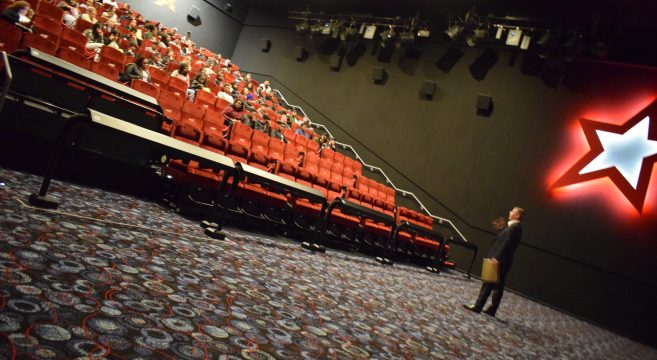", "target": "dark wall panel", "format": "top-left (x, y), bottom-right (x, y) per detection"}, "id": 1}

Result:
top-left (125, 0), bottom-right (247, 58)
top-left (232, 24), bottom-right (657, 346)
